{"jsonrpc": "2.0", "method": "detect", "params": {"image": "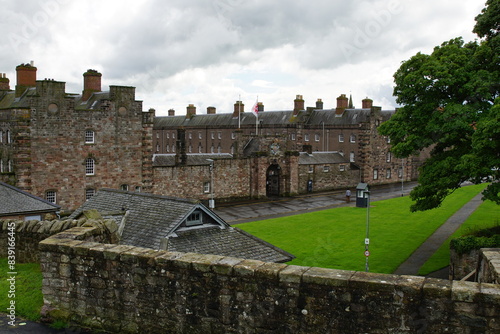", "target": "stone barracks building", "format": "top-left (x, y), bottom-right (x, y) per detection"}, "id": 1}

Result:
top-left (0, 62), bottom-right (425, 211)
